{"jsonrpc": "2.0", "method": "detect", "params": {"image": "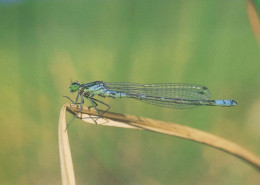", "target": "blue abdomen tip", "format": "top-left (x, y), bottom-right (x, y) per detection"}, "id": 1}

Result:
top-left (215, 100), bottom-right (237, 106)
